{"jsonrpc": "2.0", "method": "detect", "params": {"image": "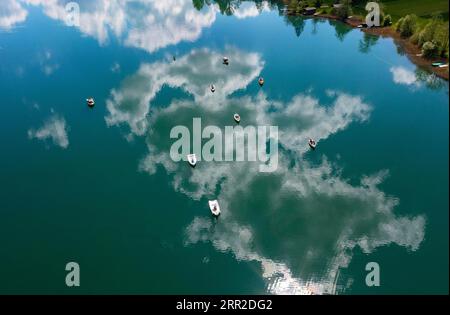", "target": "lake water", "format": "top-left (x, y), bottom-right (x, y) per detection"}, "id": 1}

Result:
top-left (0, 0), bottom-right (448, 294)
